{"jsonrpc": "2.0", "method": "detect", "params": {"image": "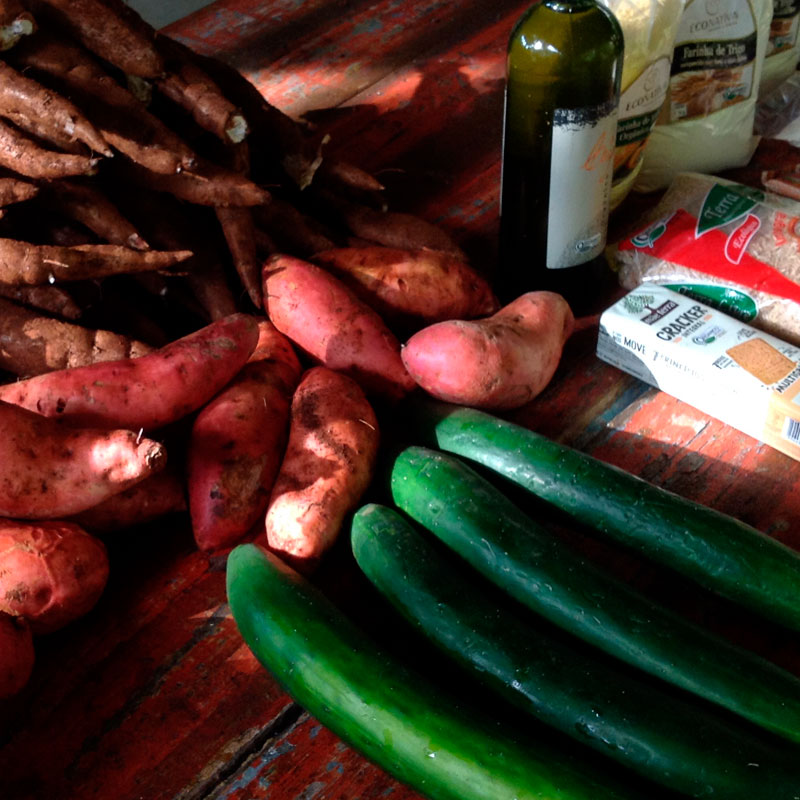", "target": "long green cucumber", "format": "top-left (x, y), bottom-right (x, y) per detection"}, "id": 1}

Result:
top-left (226, 543), bottom-right (642, 800)
top-left (351, 502), bottom-right (800, 799)
top-left (389, 445), bottom-right (800, 744)
top-left (408, 399), bottom-right (800, 633)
